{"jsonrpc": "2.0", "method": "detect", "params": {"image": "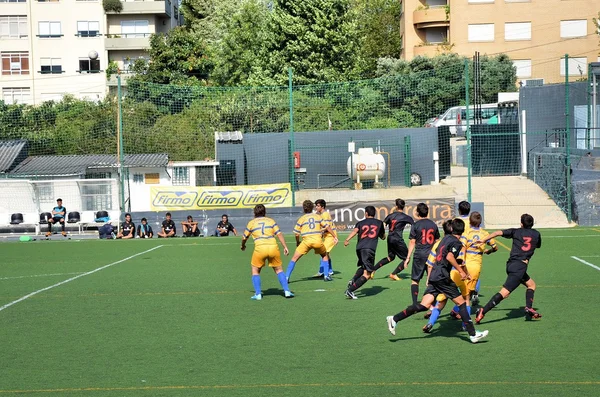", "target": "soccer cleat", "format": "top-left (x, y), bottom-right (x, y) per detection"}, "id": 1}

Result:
top-left (389, 274), bottom-right (401, 281)
top-left (312, 272), bottom-right (324, 278)
top-left (369, 271), bottom-right (376, 280)
top-left (475, 308), bottom-right (485, 324)
top-left (449, 309), bottom-right (461, 320)
top-left (386, 316), bottom-right (397, 336)
top-left (61, 231), bottom-right (67, 237)
top-left (251, 294), bottom-right (262, 301)
top-left (525, 307), bottom-right (542, 320)
top-left (471, 293), bottom-right (480, 305)
top-left (469, 330), bottom-right (489, 343)
top-left (345, 289), bottom-right (358, 300)
top-left (328, 270), bottom-right (334, 276)
top-left (324, 275), bottom-right (332, 282)
top-left (45, 232), bottom-right (51, 237)
top-left (422, 323), bottom-right (433, 333)
top-left (423, 310), bottom-right (432, 319)
top-left (284, 290), bottom-right (295, 299)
